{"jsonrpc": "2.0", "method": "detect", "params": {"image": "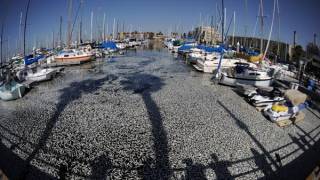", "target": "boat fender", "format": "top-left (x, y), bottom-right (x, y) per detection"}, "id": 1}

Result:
top-left (271, 105), bottom-right (288, 113)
